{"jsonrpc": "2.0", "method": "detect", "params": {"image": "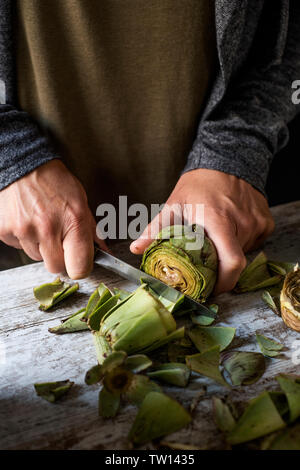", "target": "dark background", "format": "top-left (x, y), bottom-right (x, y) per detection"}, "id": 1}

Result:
top-left (266, 113), bottom-right (300, 206)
